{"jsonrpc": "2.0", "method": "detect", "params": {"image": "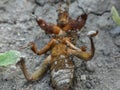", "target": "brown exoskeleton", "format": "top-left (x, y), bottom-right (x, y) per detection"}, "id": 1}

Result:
top-left (17, 0), bottom-right (98, 90)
